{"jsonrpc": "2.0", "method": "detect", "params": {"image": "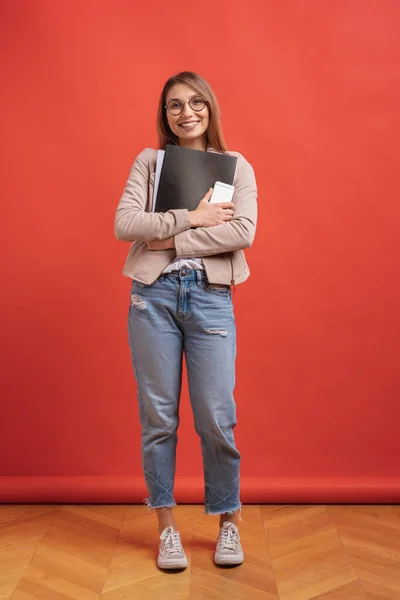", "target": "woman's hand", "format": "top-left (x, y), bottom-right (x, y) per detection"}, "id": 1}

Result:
top-left (146, 236), bottom-right (175, 250)
top-left (189, 188), bottom-right (234, 228)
